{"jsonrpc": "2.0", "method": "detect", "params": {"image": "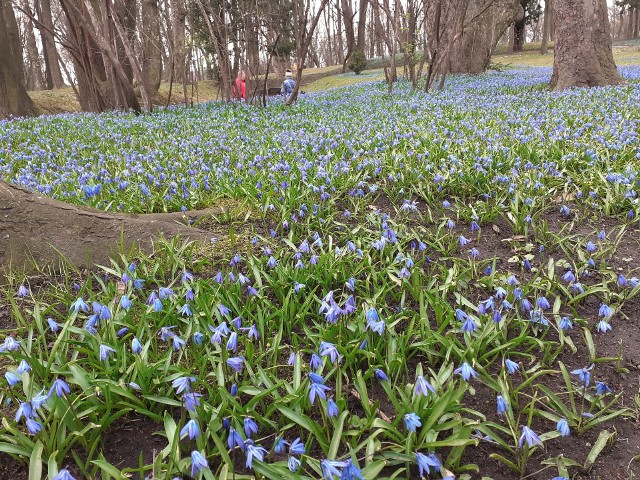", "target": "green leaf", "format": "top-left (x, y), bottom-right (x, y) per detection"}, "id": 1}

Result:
top-left (584, 430), bottom-right (616, 471)
top-left (28, 441), bottom-right (43, 480)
